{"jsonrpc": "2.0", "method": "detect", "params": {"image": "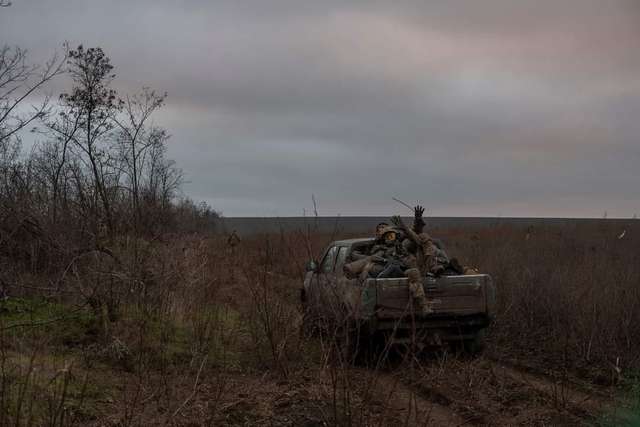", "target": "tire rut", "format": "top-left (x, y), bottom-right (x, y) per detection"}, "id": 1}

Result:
top-left (360, 368), bottom-right (468, 427)
top-left (365, 354), bottom-right (619, 426)
top-left (488, 358), bottom-right (610, 417)
top-left (403, 378), bottom-right (491, 426)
